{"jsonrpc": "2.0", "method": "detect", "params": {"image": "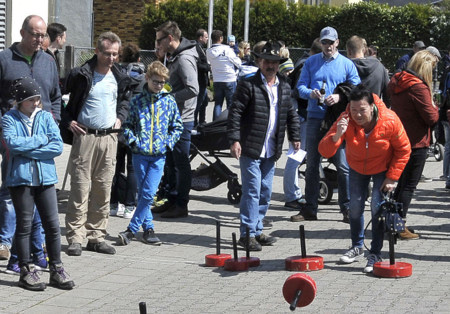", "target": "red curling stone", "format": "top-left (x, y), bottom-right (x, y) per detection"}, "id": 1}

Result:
top-left (224, 257), bottom-right (249, 271)
top-left (285, 255), bottom-right (324, 271)
top-left (282, 273), bottom-right (317, 309)
top-left (373, 261), bottom-right (412, 278)
top-left (241, 256), bottom-right (260, 267)
top-left (205, 253), bottom-right (232, 267)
